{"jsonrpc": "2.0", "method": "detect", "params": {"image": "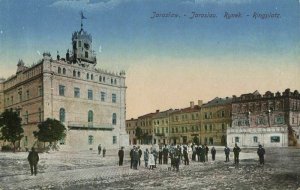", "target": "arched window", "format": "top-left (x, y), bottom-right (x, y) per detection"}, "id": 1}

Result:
top-left (103, 77), bottom-right (106, 82)
top-left (58, 67), bottom-right (61, 74)
top-left (88, 110), bottom-right (93, 122)
top-left (73, 70), bottom-right (76, 77)
top-left (91, 74), bottom-right (93, 80)
top-left (99, 76), bottom-right (102, 82)
top-left (112, 113), bottom-right (117, 125)
top-left (59, 108), bottom-right (65, 122)
top-left (63, 68), bottom-right (66, 75)
top-left (87, 73), bottom-right (89, 80)
top-left (111, 78), bottom-right (113, 84)
top-left (114, 79), bottom-right (117, 85)
top-left (77, 71), bottom-right (81, 78)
